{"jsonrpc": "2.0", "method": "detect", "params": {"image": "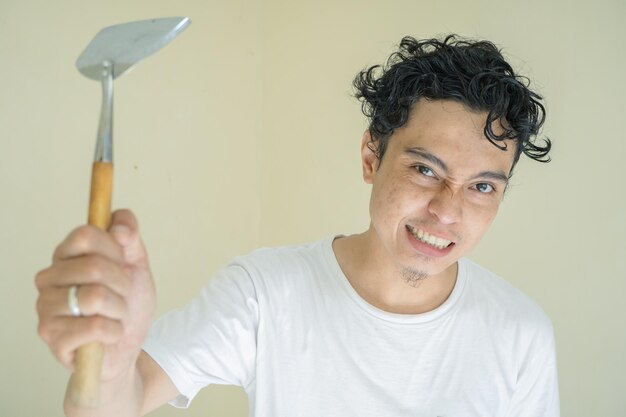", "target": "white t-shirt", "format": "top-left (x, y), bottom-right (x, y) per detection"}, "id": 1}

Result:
top-left (143, 237), bottom-right (559, 417)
